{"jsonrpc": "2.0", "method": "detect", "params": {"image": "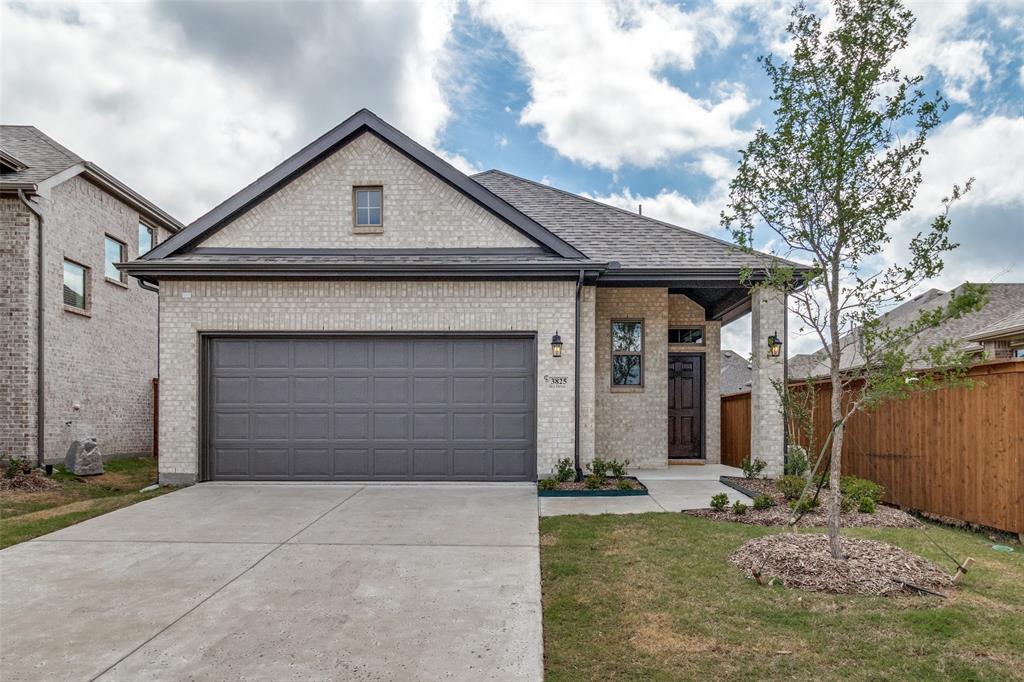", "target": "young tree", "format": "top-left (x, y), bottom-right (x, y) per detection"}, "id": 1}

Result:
top-left (722, 0), bottom-right (985, 559)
